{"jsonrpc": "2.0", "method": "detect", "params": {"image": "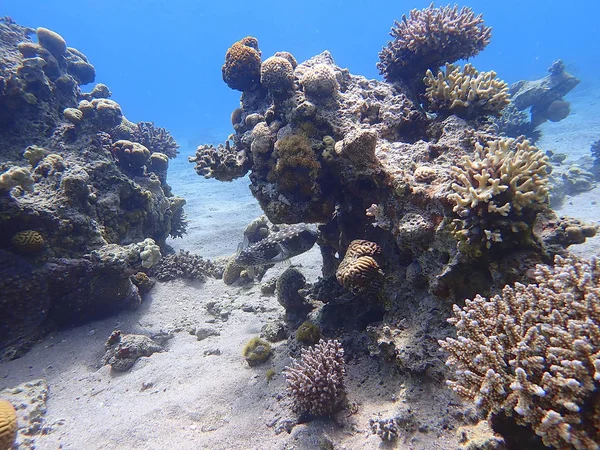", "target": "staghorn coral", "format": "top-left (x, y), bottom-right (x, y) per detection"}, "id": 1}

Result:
top-left (284, 339), bottom-right (346, 416)
top-left (424, 63), bottom-right (509, 118)
top-left (378, 3), bottom-right (491, 84)
top-left (133, 122), bottom-right (179, 159)
top-left (449, 137), bottom-right (550, 249)
top-left (188, 142), bottom-right (249, 181)
top-left (336, 239), bottom-right (384, 296)
top-left (148, 250), bottom-right (217, 281)
top-left (0, 399), bottom-right (17, 450)
top-left (222, 37), bottom-right (262, 92)
top-left (440, 255), bottom-right (600, 450)
top-left (11, 230), bottom-right (44, 254)
top-left (260, 55), bottom-right (295, 94)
